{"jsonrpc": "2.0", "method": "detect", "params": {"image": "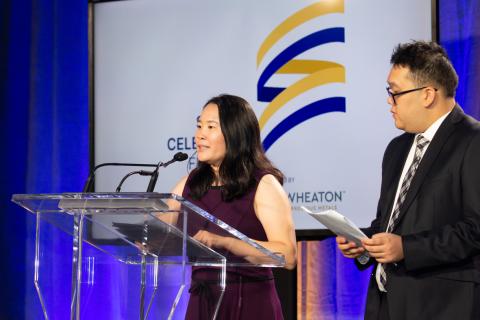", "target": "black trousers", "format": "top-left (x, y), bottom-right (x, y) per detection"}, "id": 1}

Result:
top-left (378, 292), bottom-right (390, 320)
